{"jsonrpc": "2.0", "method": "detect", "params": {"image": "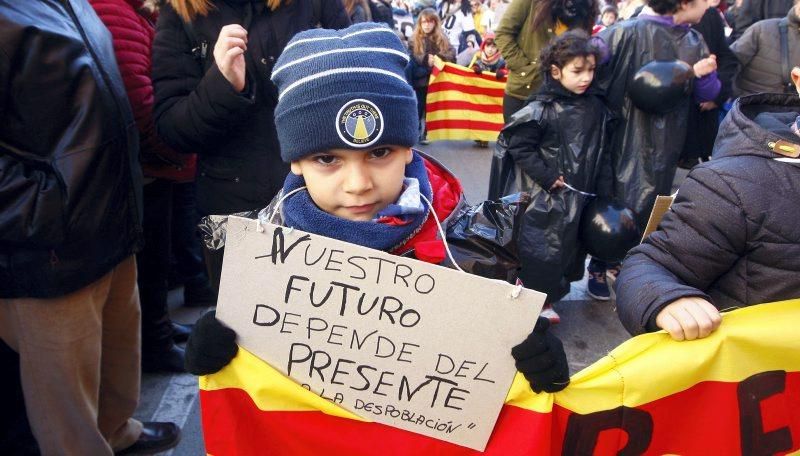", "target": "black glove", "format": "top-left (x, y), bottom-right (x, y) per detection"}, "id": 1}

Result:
top-left (511, 316), bottom-right (570, 393)
top-left (184, 310), bottom-right (238, 375)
